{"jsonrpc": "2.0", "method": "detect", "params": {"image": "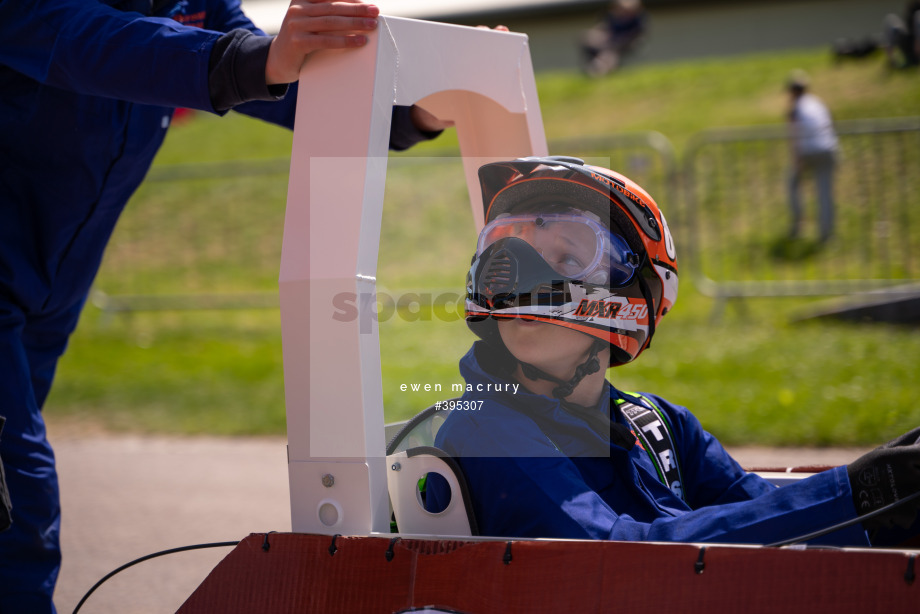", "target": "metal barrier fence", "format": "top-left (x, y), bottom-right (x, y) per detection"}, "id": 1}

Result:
top-left (91, 133), bottom-right (678, 315)
top-left (90, 157), bottom-right (291, 314)
top-left (552, 131), bottom-right (679, 220)
top-left (92, 120), bottom-right (919, 314)
top-left (683, 117), bottom-right (920, 298)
